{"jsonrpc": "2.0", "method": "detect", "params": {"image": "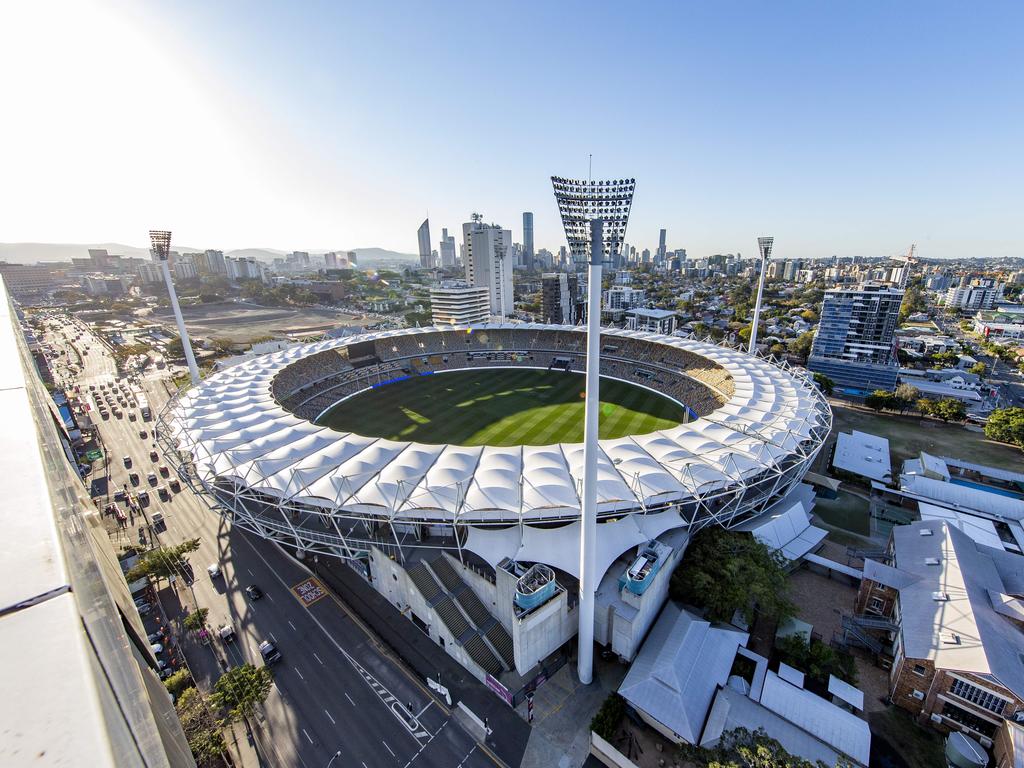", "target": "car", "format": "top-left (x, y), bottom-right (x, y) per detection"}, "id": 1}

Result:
top-left (245, 584), bottom-right (263, 601)
top-left (151, 511), bottom-right (164, 526)
top-left (150, 643), bottom-right (164, 654)
top-left (114, 489), bottom-right (127, 501)
top-left (128, 411), bottom-right (137, 421)
top-left (138, 489), bottom-right (150, 502)
top-left (207, 563), bottom-right (221, 579)
top-left (150, 450), bottom-right (159, 461)
top-left (147, 472), bottom-right (157, 485)
top-left (129, 472), bottom-right (139, 485)
top-left (218, 624), bottom-right (236, 643)
top-left (123, 456), bottom-right (132, 468)
top-left (136, 601), bottom-right (152, 616)
top-left (157, 486), bottom-right (169, 501)
top-left (159, 465), bottom-right (169, 477)
top-left (258, 640), bottom-right (281, 665)
top-left (169, 478), bottom-right (181, 492)
top-left (139, 429), bottom-right (147, 438)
